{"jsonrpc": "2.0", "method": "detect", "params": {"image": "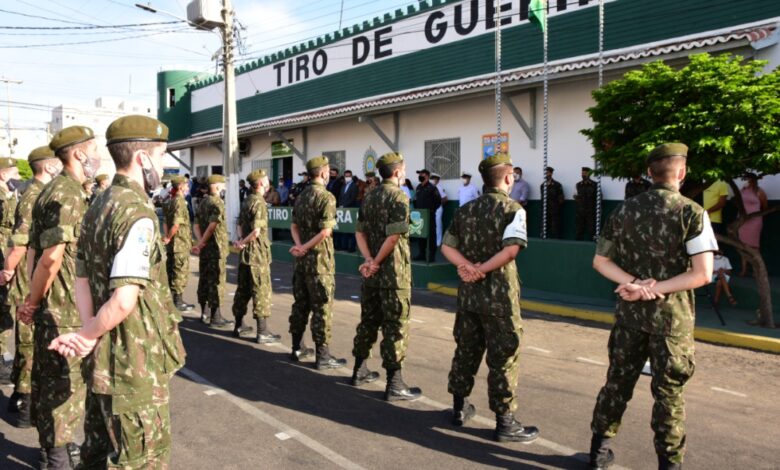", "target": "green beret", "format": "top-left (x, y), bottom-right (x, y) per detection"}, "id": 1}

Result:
top-left (247, 169), bottom-right (267, 185)
top-left (305, 155), bottom-right (329, 172)
top-left (207, 174), bottom-right (226, 185)
top-left (478, 153), bottom-right (513, 174)
top-left (49, 126), bottom-right (95, 153)
top-left (377, 152), bottom-right (404, 169)
top-left (647, 143), bottom-right (688, 164)
top-left (28, 145), bottom-right (56, 163)
top-left (0, 157), bottom-right (17, 170)
top-left (170, 175), bottom-right (186, 185)
top-left (95, 174), bottom-right (109, 183)
top-left (106, 115), bottom-right (169, 145)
